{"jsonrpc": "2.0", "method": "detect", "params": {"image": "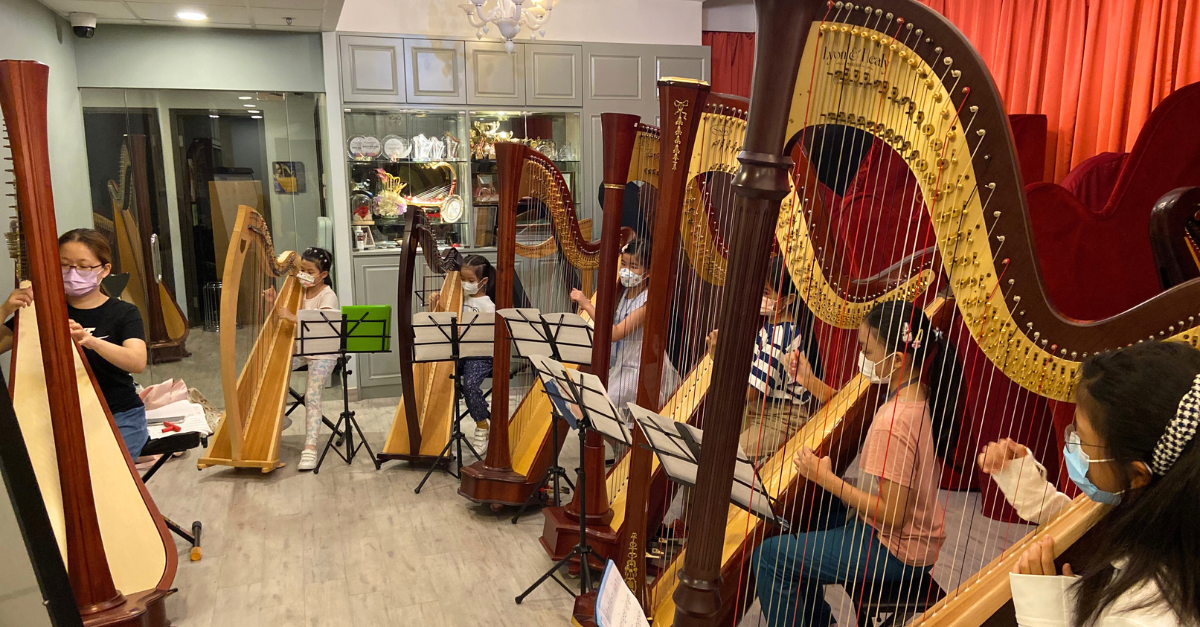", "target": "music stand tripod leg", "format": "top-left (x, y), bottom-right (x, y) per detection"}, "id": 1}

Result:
top-left (510, 412), bottom-right (573, 523)
top-left (414, 354), bottom-right (481, 492)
